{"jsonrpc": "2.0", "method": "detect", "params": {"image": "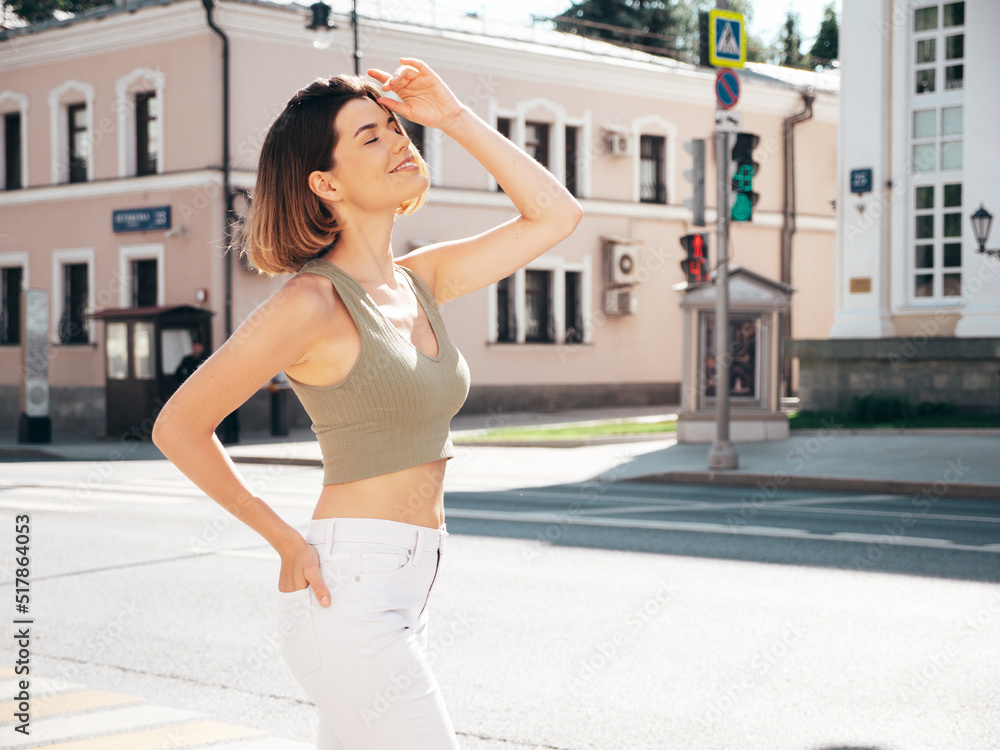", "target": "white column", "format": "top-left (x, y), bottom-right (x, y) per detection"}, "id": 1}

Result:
top-left (829, 0), bottom-right (895, 338)
top-left (954, 0), bottom-right (1000, 336)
